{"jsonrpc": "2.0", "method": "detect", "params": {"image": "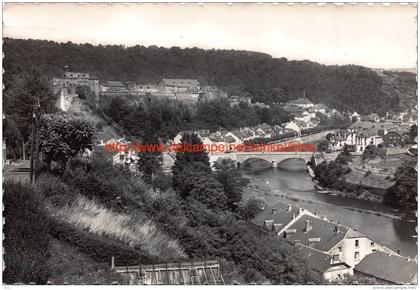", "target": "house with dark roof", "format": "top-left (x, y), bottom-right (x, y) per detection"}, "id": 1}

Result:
top-left (310, 104), bottom-right (328, 114)
top-left (100, 81), bottom-right (127, 93)
top-left (283, 215), bottom-right (348, 252)
top-left (284, 214), bottom-right (396, 269)
top-left (296, 244), bottom-right (352, 281)
top-left (159, 78), bottom-right (200, 93)
top-left (354, 251), bottom-right (417, 284)
top-left (289, 98), bottom-right (314, 108)
top-left (253, 202), bottom-right (406, 282)
top-left (383, 131), bottom-right (404, 147)
top-left (252, 202), bottom-right (315, 236)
